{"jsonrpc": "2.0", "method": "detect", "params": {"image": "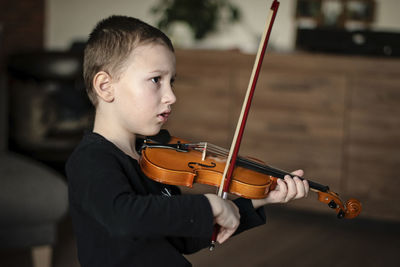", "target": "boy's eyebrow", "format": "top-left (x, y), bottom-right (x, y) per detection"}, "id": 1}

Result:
top-left (149, 70), bottom-right (177, 76)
